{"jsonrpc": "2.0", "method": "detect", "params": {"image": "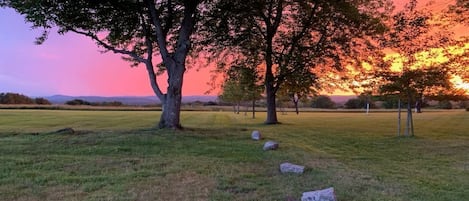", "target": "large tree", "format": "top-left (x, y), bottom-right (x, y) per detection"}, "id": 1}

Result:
top-left (1, 0), bottom-right (207, 129)
top-left (203, 0), bottom-right (392, 124)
